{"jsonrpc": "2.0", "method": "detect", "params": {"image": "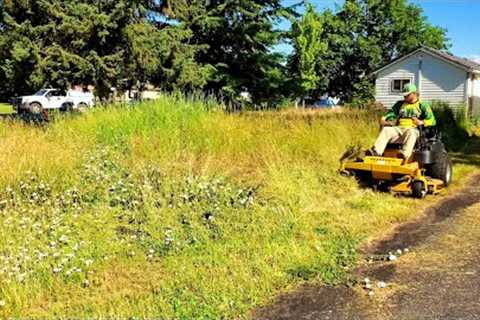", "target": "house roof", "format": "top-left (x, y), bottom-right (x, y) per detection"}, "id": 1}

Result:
top-left (374, 46), bottom-right (480, 75)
